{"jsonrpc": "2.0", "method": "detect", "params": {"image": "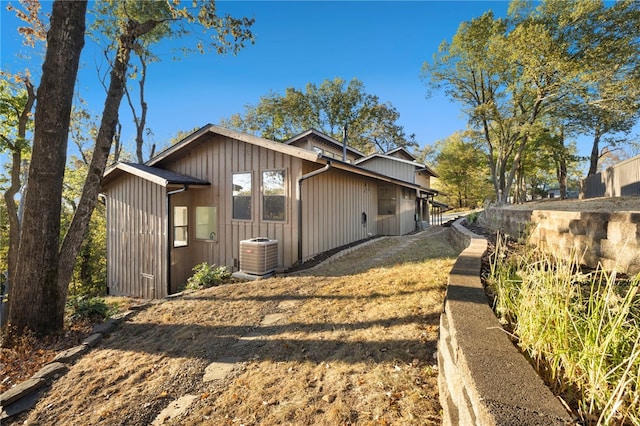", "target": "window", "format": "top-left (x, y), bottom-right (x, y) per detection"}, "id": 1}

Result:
top-left (173, 206), bottom-right (188, 247)
top-left (378, 185), bottom-right (396, 216)
top-left (262, 170), bottom-right (286, 221)
top-left (195, 206), bottom-right (217, 241)
top-left (232, 172), bottom-right (252, 220)
top-left (402, 187), bottom-right (413, 199)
